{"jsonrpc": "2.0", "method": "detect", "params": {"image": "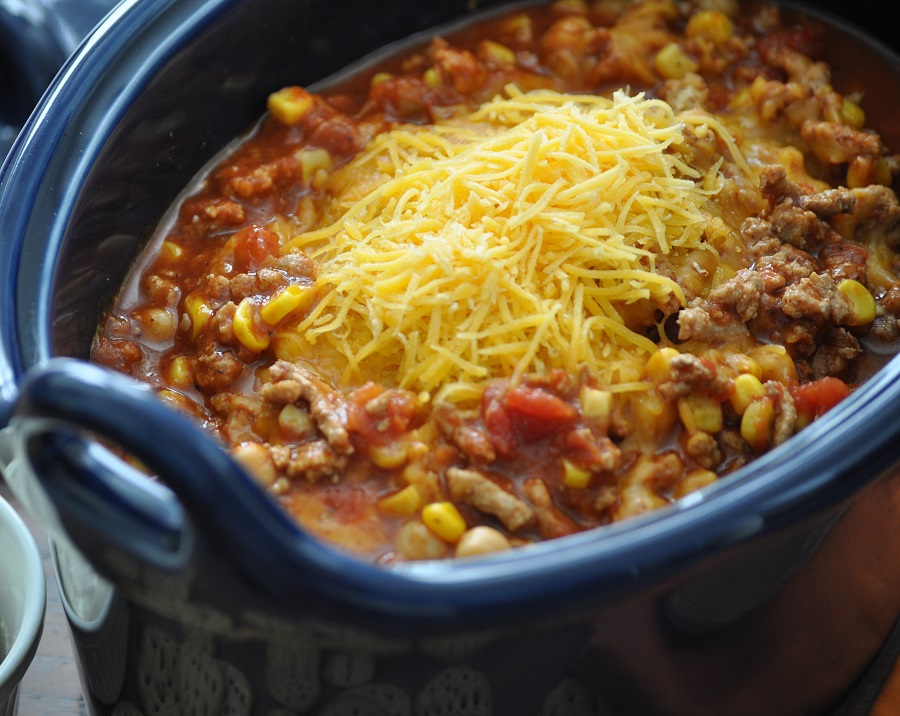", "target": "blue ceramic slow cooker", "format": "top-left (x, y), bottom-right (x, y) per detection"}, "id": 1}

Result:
top-left (2, 1), bottom-right (900, 714)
